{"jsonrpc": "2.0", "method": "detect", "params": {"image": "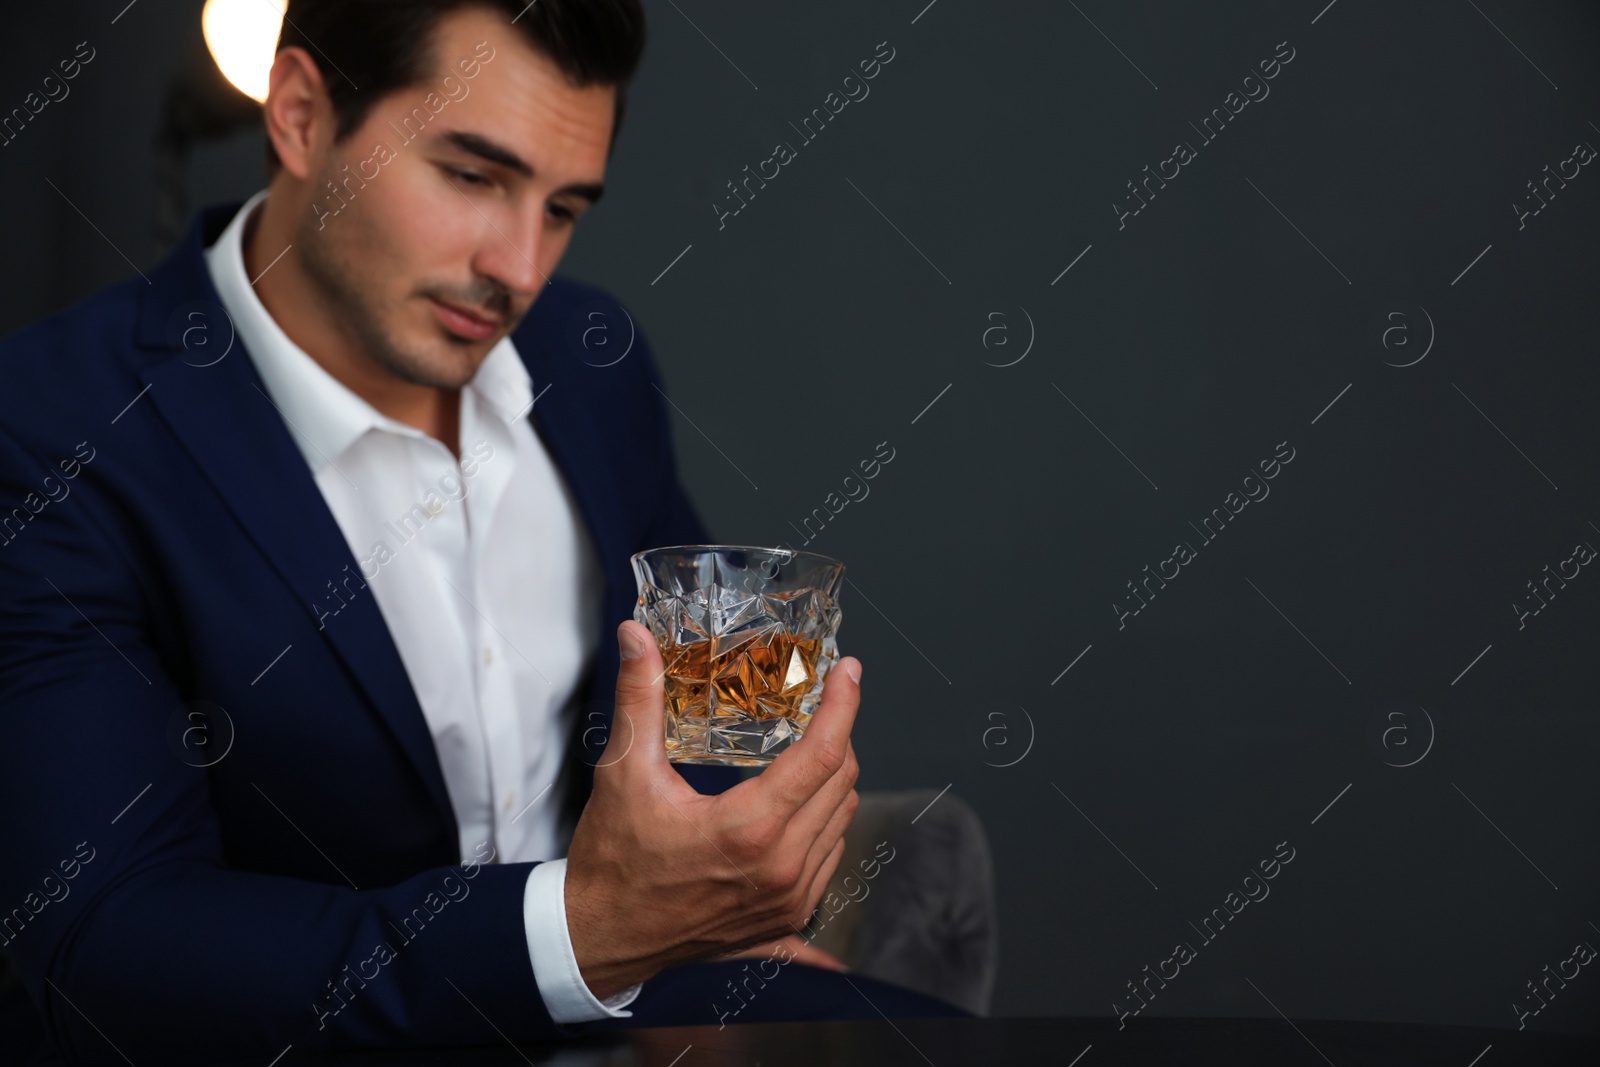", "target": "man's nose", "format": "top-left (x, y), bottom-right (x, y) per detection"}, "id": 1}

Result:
top-left (475, 203), bottom-right (546, 297)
